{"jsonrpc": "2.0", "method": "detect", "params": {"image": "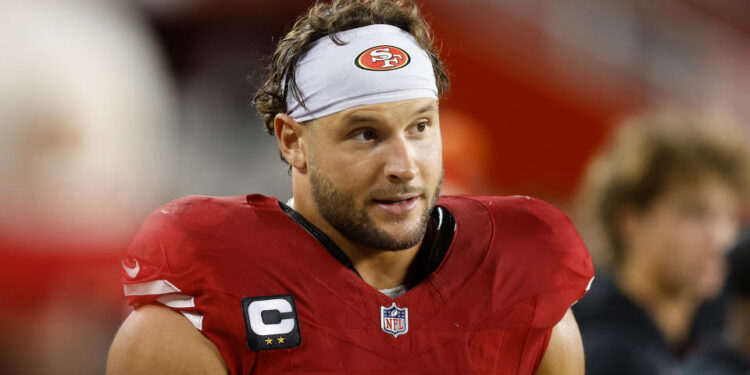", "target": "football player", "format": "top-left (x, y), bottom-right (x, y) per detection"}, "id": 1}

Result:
top-left (107, 1), bottom-right (594, 373)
